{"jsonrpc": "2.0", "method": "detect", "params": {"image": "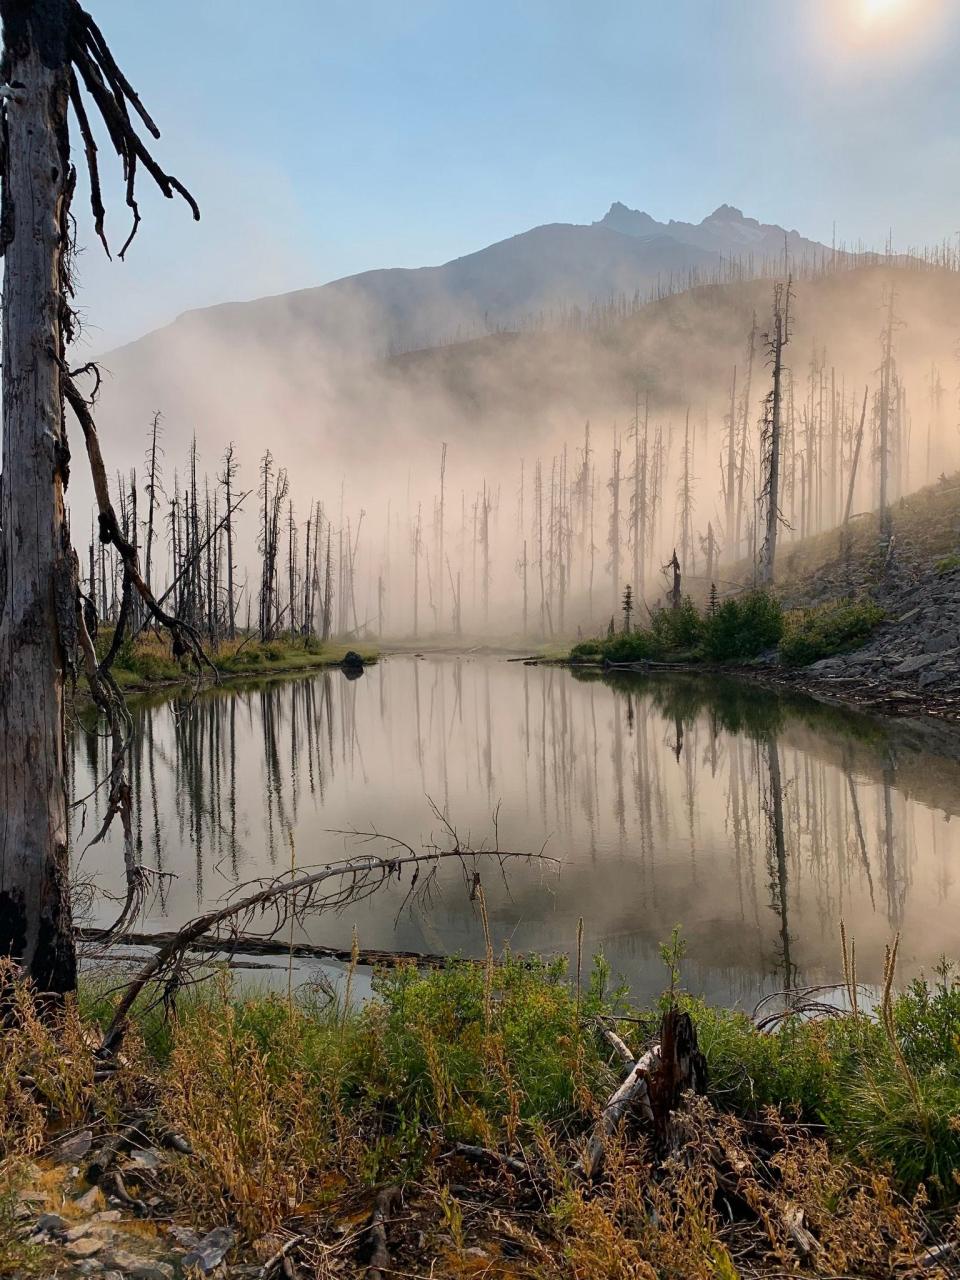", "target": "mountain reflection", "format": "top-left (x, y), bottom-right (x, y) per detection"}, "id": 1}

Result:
top-left (72, 659), bottom-right (960, 1007)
